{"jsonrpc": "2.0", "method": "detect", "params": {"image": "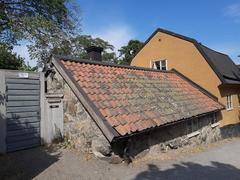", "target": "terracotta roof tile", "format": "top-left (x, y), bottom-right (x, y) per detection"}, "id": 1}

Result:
top-left (59, 59), bottom-right (223, 136)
